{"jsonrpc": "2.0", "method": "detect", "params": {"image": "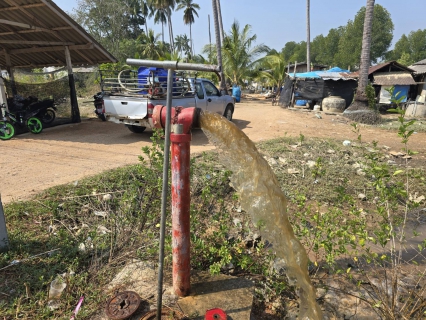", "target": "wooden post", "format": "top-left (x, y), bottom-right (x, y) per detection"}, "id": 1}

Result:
top-left (291, 61), bottom-right (297, 107)
top-left (65, 46), bottom-right (80, 123)
top-left (4, 50), bottom-right (17, 96)
top-left (0, 194), bottom-right (8, 252)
